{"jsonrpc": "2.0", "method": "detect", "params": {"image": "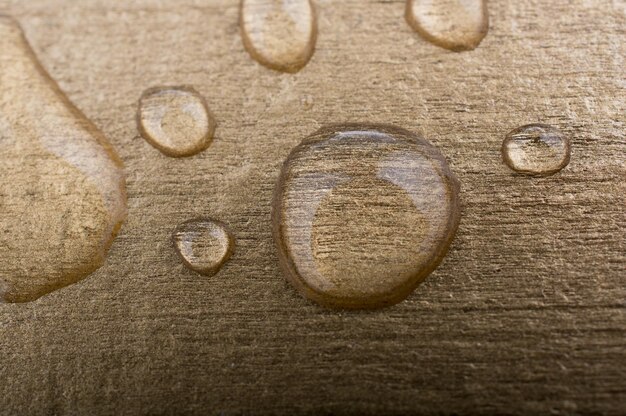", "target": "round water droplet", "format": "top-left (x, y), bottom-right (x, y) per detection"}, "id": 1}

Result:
top-left (240, 0), bottom-right (317, 73)
top-left (138, 86), bottom-right (215, 157)
top-left (273, 124), bottom-right (461, 309)
top-left (301, 94), bottom-right (314, 109)
top-left (502, 124), bottom-right (571, 175)
top-left (0, 16), bottom-right (127, 303)
top-left (405, 0), bottom-right (489, 51)
top-left (173, 219), bottom-right (235, 277)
